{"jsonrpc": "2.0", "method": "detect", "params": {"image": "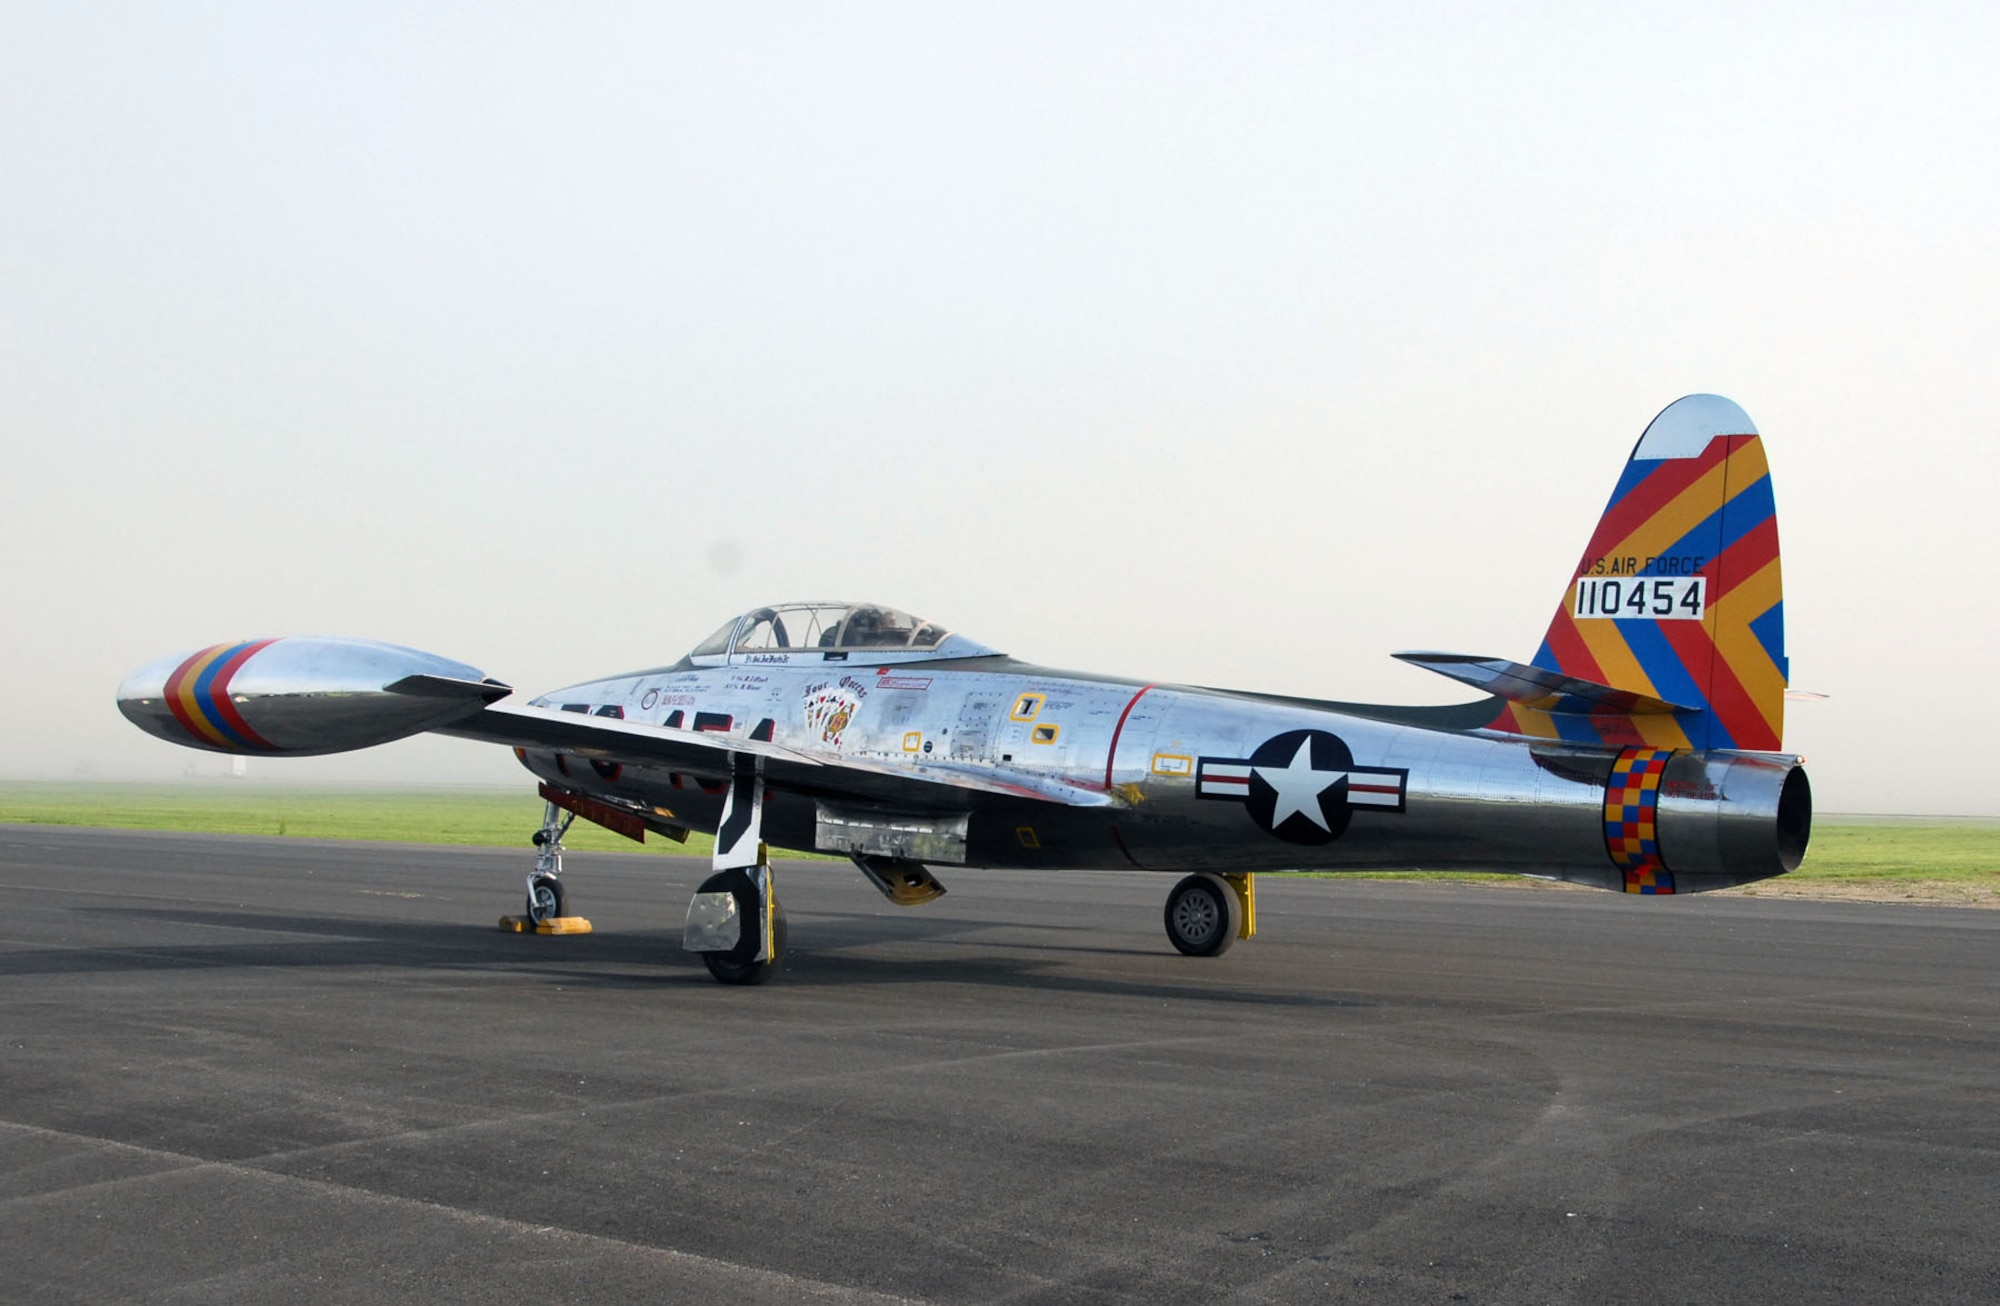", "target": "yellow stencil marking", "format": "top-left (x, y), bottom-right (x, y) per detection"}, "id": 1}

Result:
top-left (1010, 693), bottom-right (1044, 722)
